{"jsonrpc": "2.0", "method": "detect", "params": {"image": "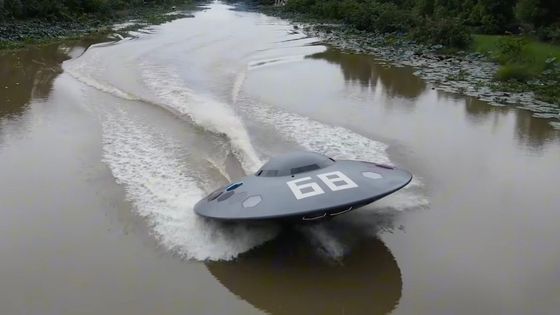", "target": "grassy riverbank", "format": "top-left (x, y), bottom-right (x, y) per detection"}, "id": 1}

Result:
top-left (472, 34), bottom-right (560, 104)
top-left (474, 35), bottom-right (560, 65)
top-left (0, 1), bottom-right (202, 50)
